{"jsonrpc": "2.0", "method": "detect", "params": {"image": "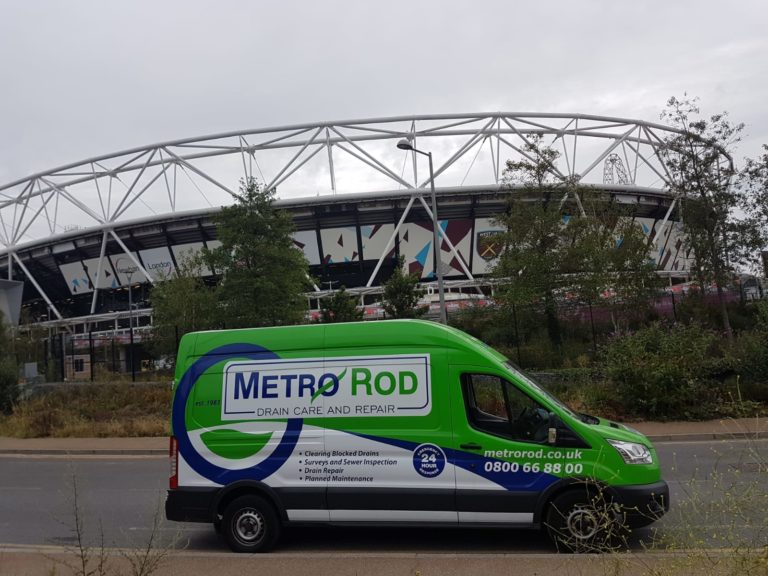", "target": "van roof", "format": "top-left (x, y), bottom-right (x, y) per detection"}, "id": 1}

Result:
top-left (184, 319), bottom-right (507, 363)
